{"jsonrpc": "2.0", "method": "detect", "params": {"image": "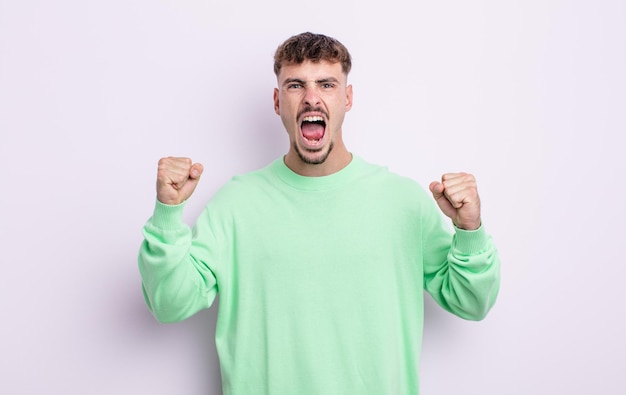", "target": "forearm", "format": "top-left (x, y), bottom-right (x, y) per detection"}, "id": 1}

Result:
top-left (138, 201), bottom-right (217, 323)
top-left (425, 226), bottom-right (501, 321)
